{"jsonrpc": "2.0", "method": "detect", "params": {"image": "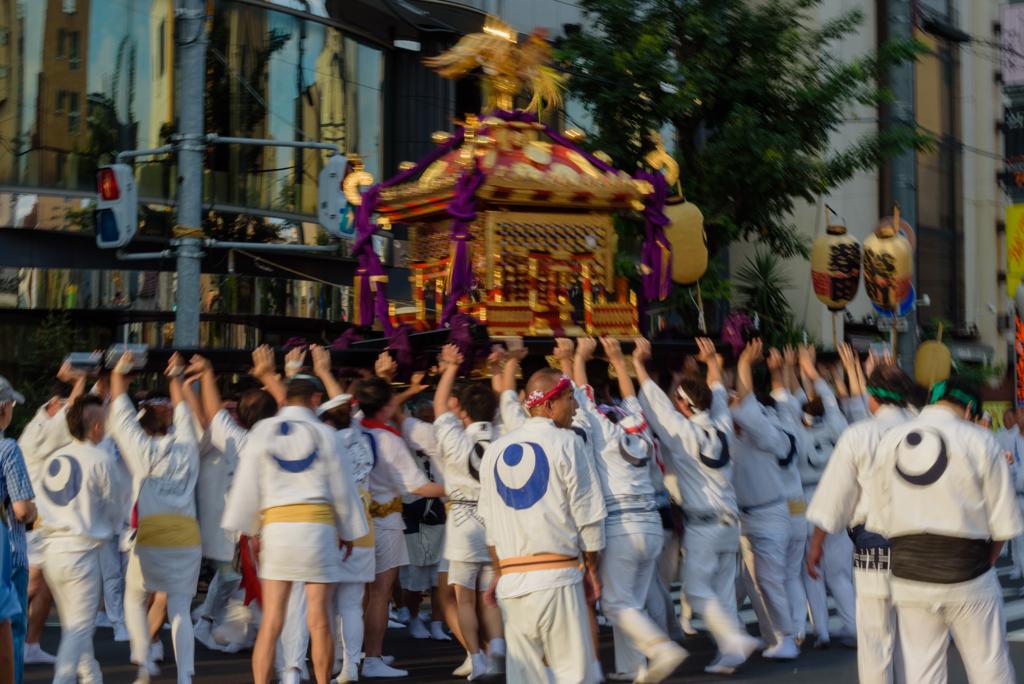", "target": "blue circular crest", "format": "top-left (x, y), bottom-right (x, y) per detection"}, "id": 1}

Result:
top-left (44, 454), bottom-right (82, 506)
top-left (494, 442), bottom-right (550, 510)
